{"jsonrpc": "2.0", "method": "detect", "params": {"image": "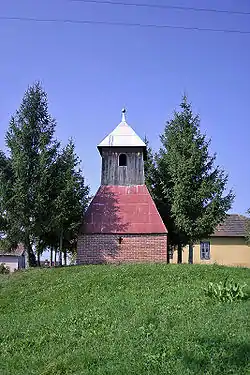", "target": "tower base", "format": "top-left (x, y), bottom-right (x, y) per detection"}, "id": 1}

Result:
top-left (77, 233), bottom-right (167, 264)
